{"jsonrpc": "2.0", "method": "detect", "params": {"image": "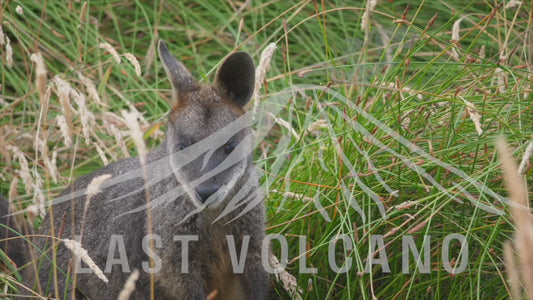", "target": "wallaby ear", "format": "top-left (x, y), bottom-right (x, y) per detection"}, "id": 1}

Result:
top-left (158, 40), bottom-right (196, 101)
top-left (215, 52), bottom-right (255, 107)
